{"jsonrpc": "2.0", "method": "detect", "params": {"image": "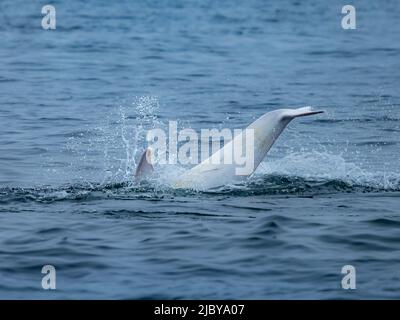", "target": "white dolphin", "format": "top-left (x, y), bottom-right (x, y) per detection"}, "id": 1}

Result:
top-left (135, 106), bottom-right (323, 190)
